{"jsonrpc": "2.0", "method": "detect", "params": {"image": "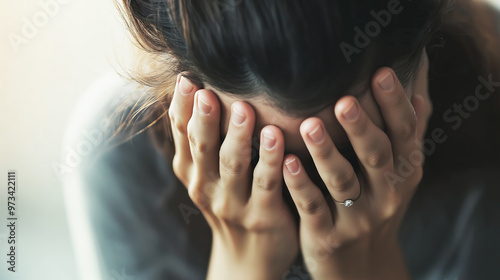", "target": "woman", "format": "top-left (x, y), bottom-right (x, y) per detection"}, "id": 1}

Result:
top-left (64, 0), bottom-right (500, 279)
